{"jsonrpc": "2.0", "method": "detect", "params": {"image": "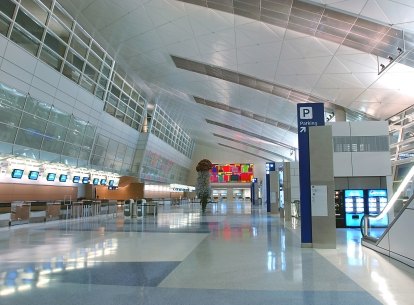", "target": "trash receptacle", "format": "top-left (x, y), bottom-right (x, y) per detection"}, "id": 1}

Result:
top-left (137, 199), bottom-right (145, 216)
top-left (130, 199), bottom-right (137, 218)
top-left (124, 199), bottom-right (131, 216)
